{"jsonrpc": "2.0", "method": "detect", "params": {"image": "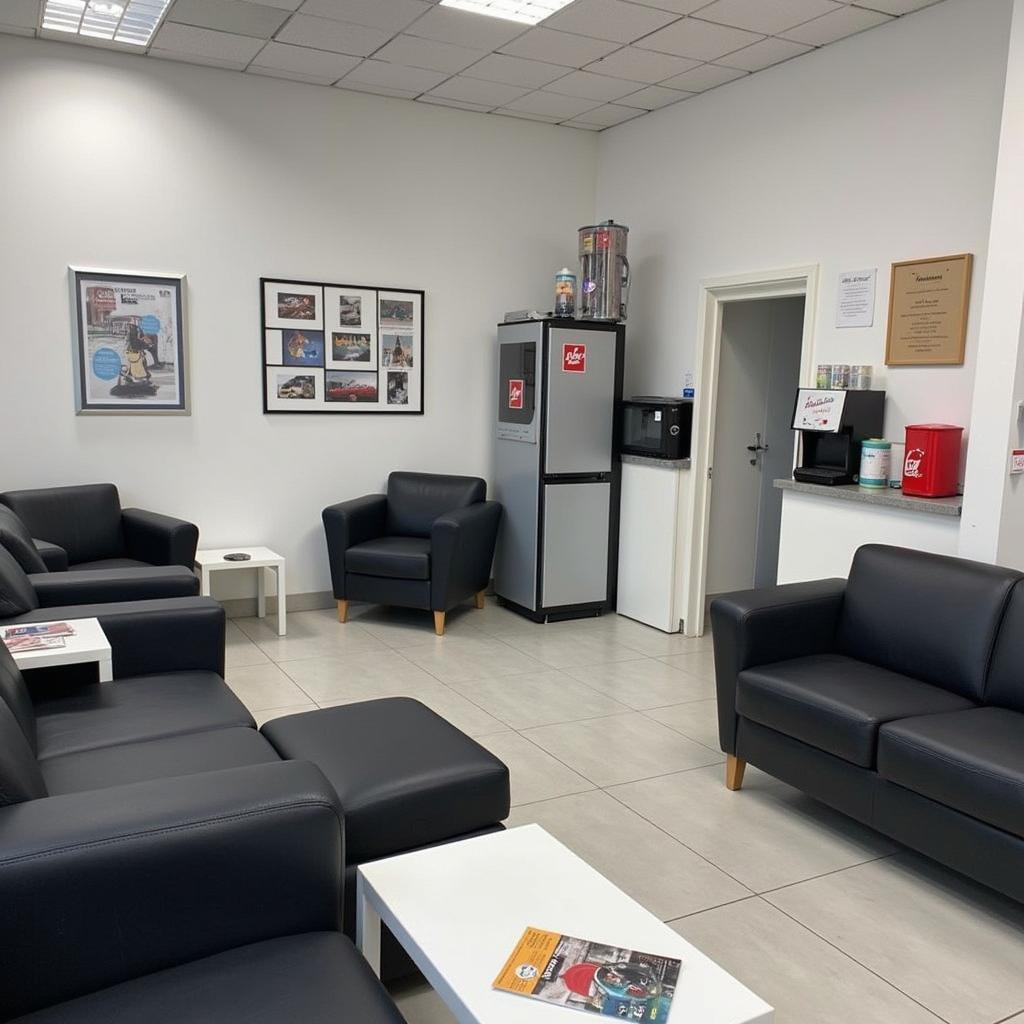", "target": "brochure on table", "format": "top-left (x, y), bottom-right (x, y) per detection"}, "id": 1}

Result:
top-left (2, 622), bottom-right (76, 653)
